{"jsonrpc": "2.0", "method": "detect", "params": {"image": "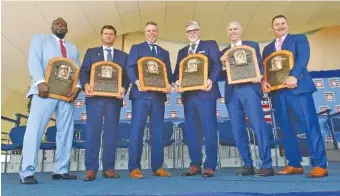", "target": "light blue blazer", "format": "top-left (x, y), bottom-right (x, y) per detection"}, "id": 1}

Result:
top-left (27, 34), bottom-right (81, 97)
